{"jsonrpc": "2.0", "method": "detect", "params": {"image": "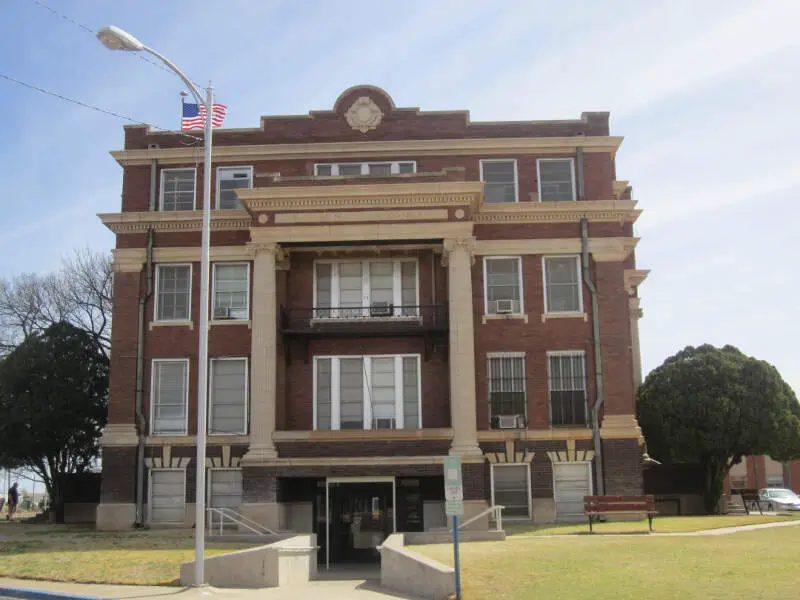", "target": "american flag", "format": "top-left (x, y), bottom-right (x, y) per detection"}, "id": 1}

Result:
top-left (181, 101), bottom-right (228, 130)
